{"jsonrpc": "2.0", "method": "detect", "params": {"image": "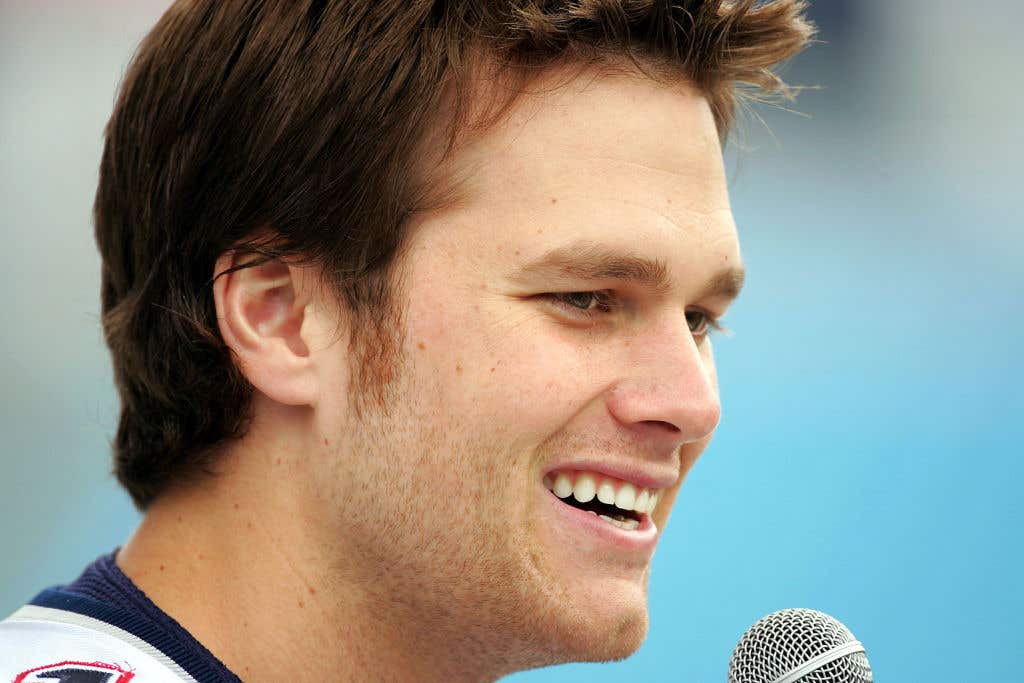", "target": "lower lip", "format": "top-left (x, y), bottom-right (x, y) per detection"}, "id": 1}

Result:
top-left (542, 487), bottom-right (660, 553)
